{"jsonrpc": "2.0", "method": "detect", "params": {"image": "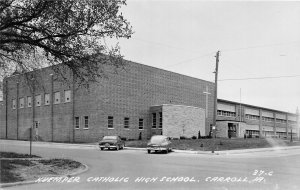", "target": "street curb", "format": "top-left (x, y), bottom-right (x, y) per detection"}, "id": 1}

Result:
top-left (124, 146), bottom-right (300, 155)
top-left (0, 162), bottom-right (89, 188)
top-left (2, 139), bottom-right (300, 155)
top-left (124, 147), bottom-right (216, 155)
